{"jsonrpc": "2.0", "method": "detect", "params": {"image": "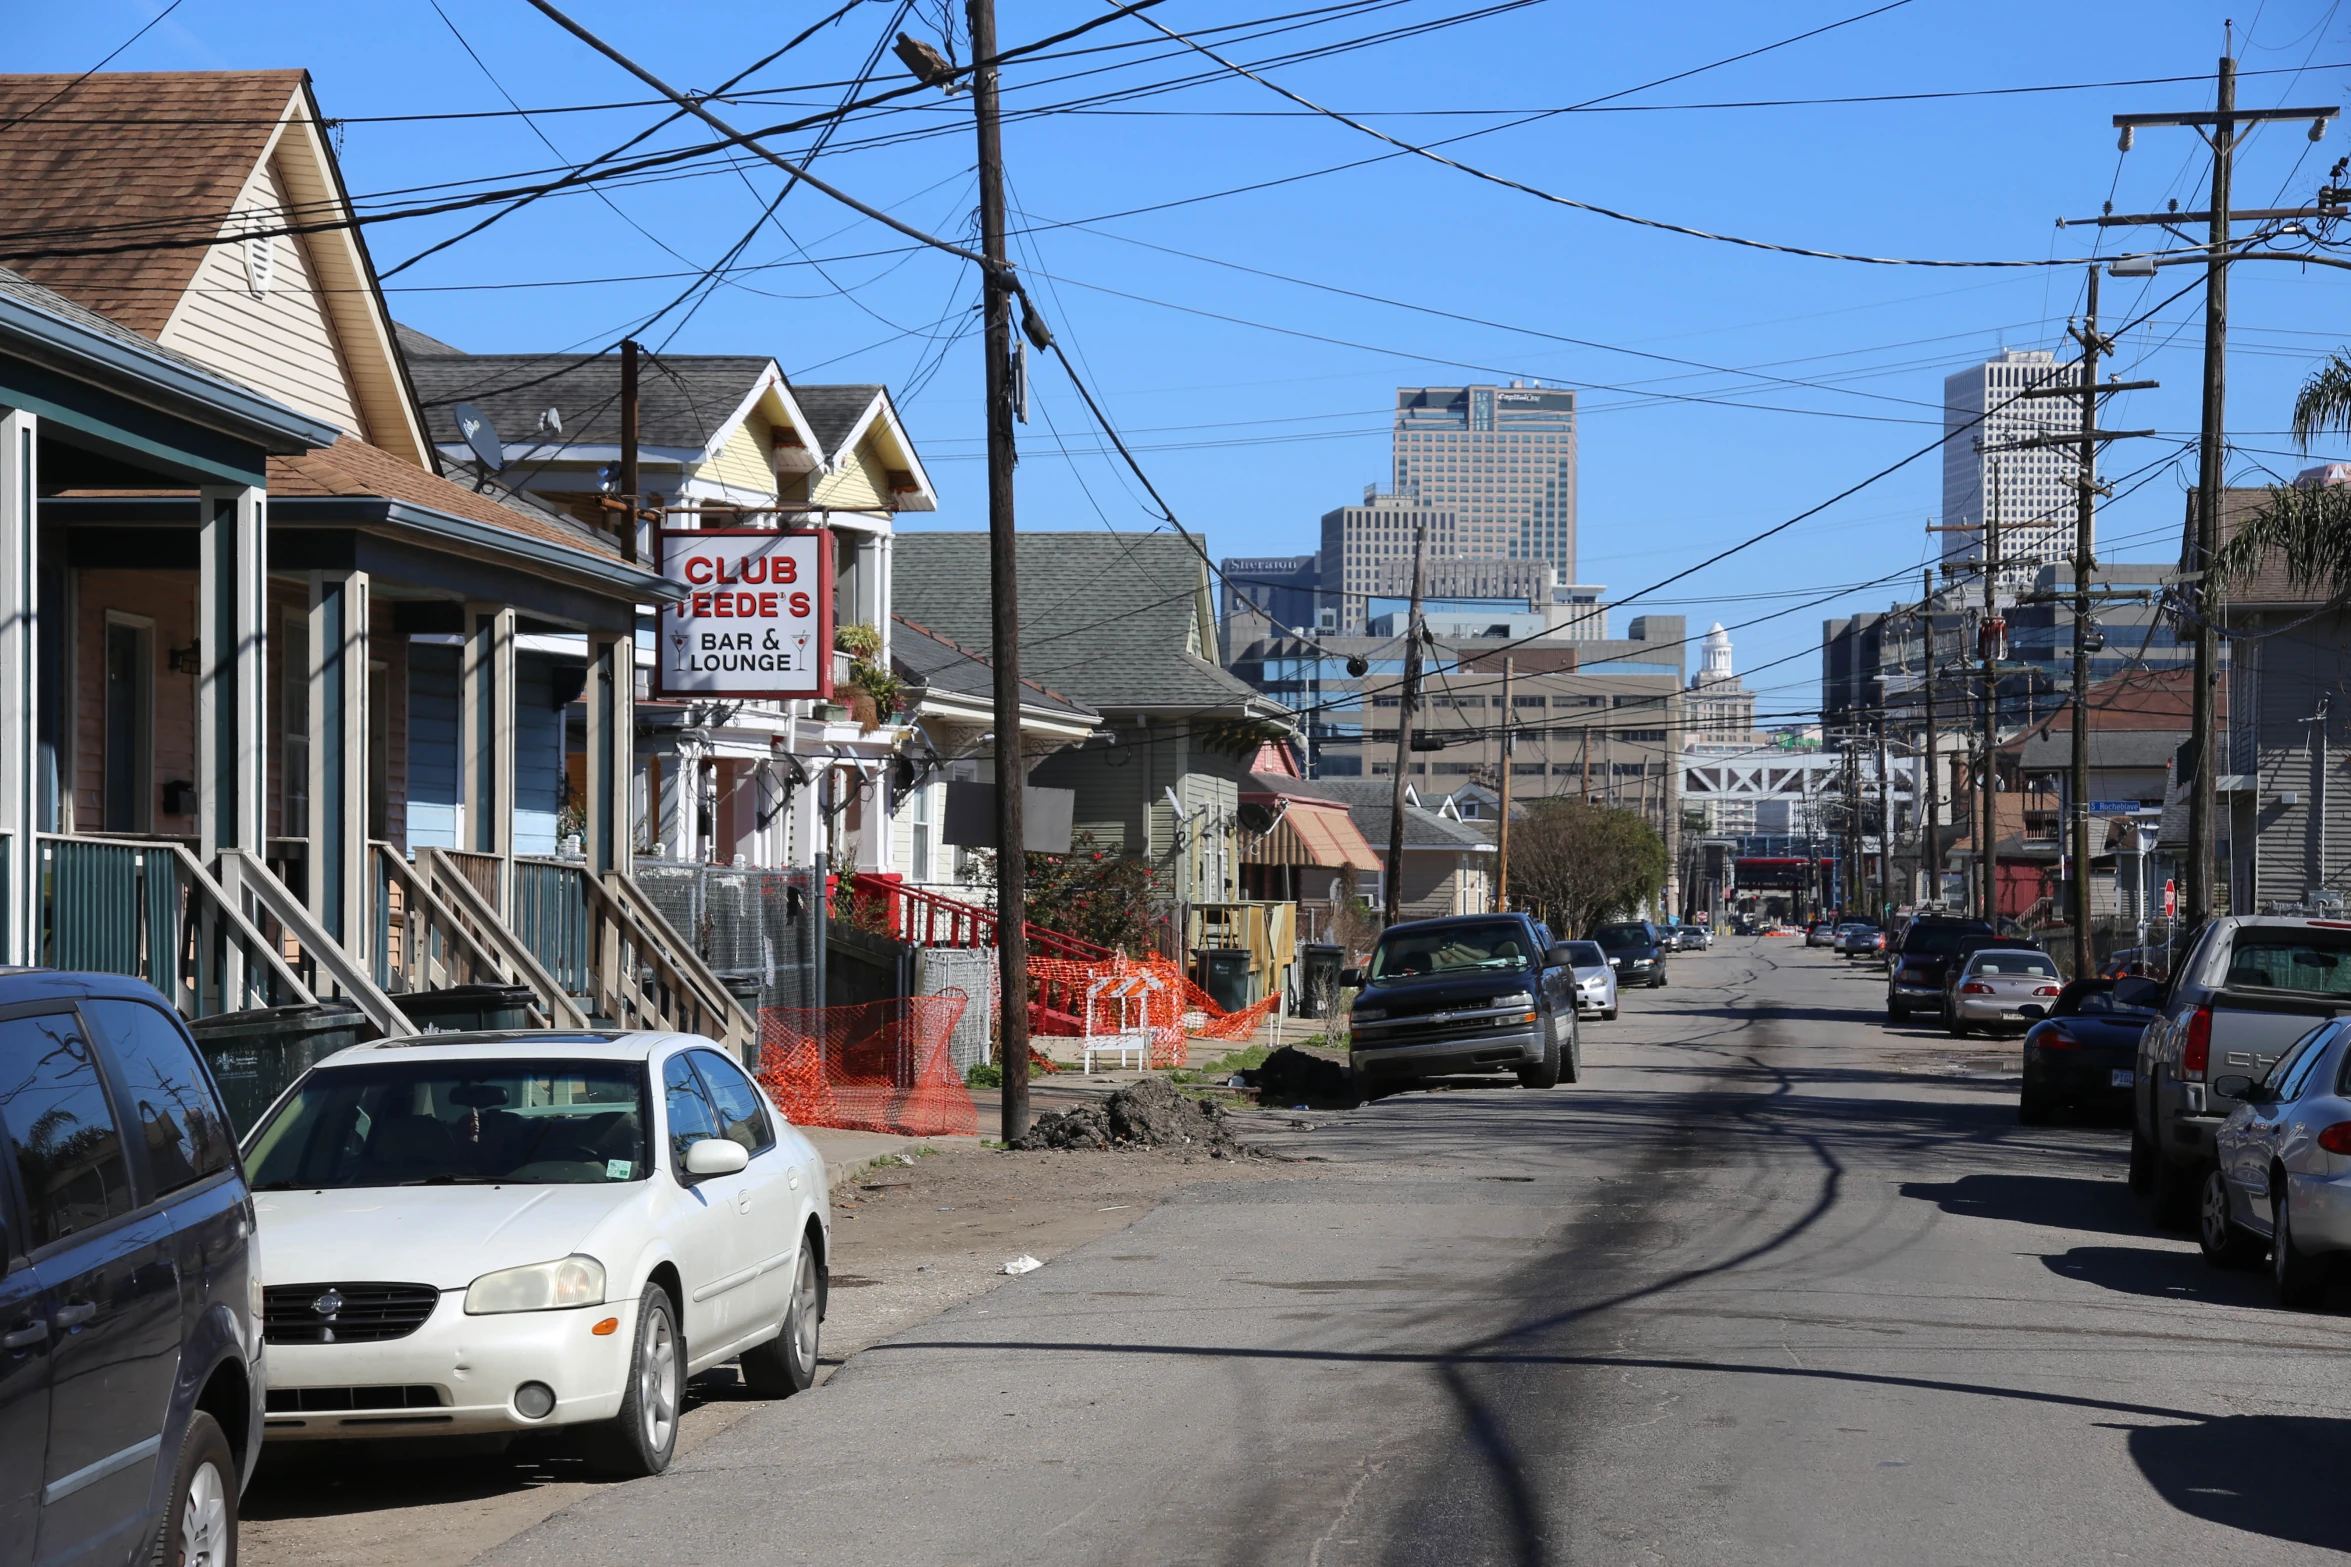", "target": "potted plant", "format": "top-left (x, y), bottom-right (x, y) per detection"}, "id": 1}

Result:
top-left (835, 622), bottom-right (902, 729)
